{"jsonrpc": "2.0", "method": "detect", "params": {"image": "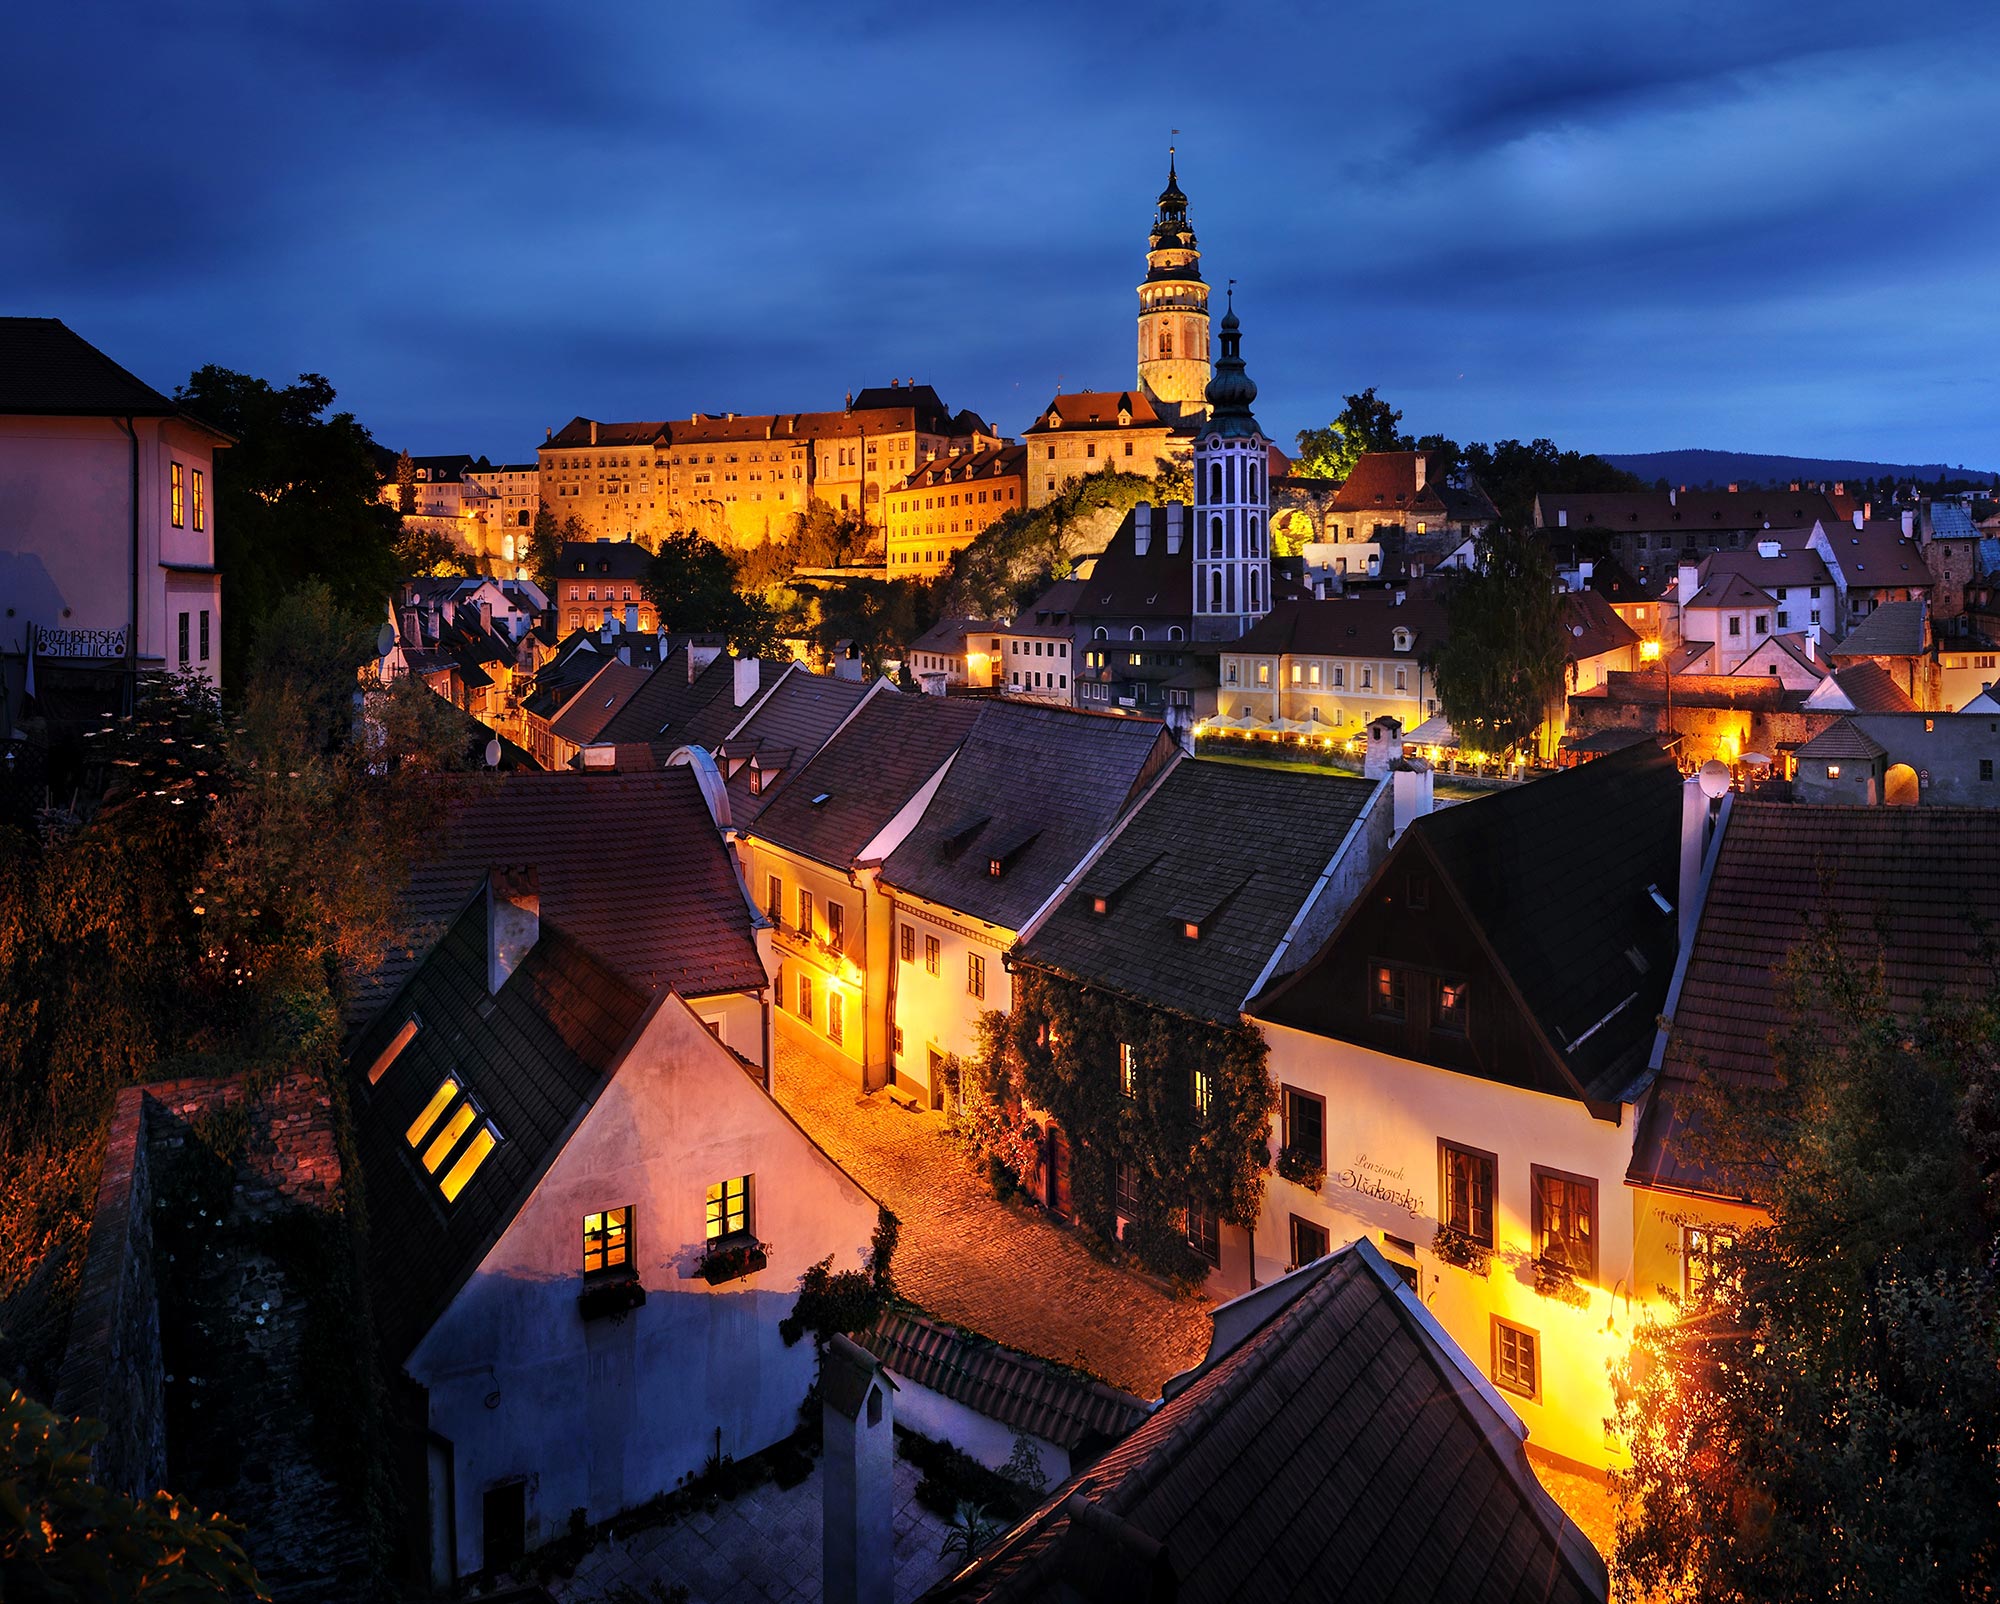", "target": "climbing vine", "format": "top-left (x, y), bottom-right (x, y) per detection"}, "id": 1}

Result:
top-left (971, 974), bottom-right (1274, 1281)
